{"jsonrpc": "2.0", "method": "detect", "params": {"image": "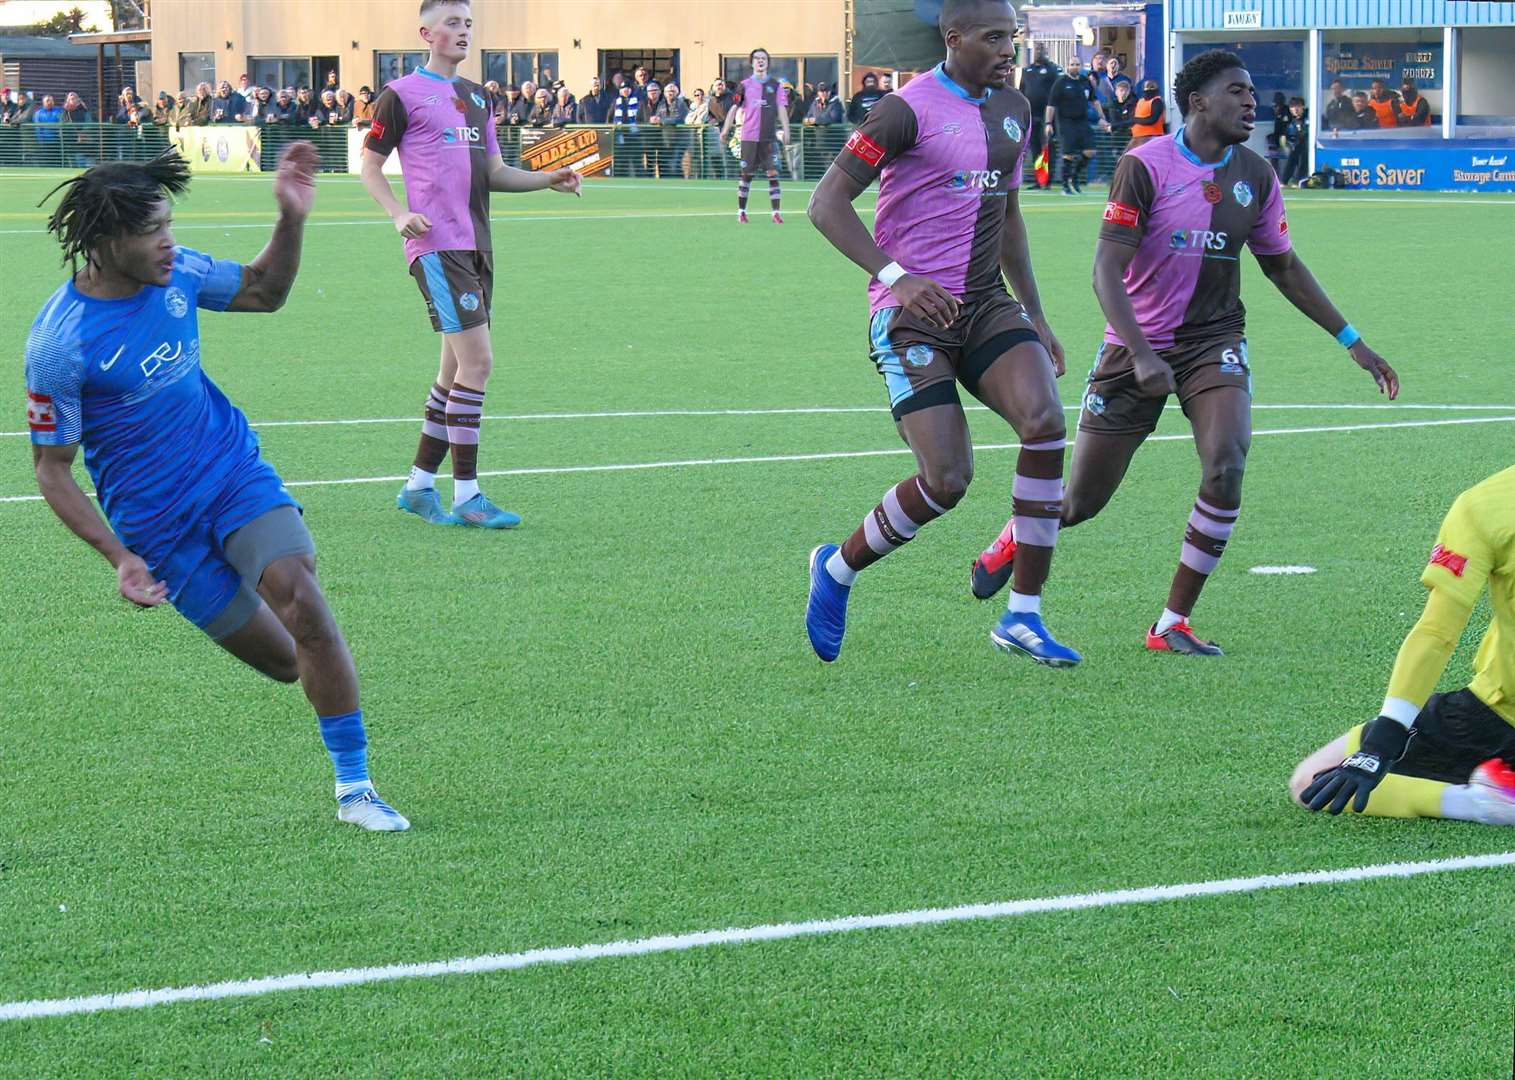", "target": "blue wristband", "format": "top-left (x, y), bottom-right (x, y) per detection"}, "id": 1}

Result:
top-left (1336, 324), bottom-right (1361, 349)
